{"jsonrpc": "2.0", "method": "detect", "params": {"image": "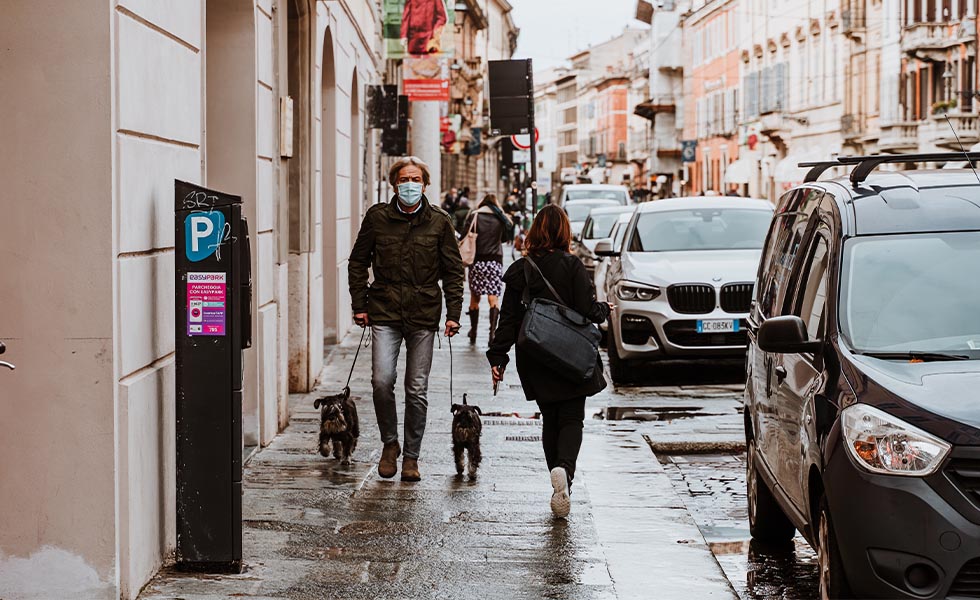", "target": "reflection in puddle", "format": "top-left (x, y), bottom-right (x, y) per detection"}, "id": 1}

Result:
top-left (713, 538), bottom-right (819, 599)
